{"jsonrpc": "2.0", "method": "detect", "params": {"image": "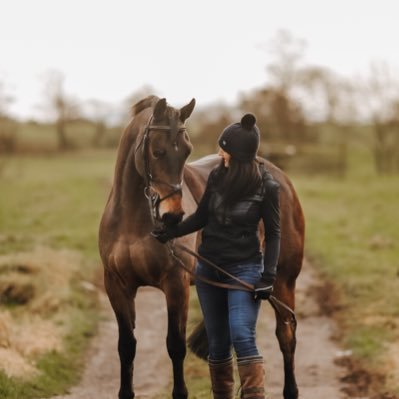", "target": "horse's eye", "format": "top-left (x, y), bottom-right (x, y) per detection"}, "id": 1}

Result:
top-left (153, 149), bottom-right (166, 158)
